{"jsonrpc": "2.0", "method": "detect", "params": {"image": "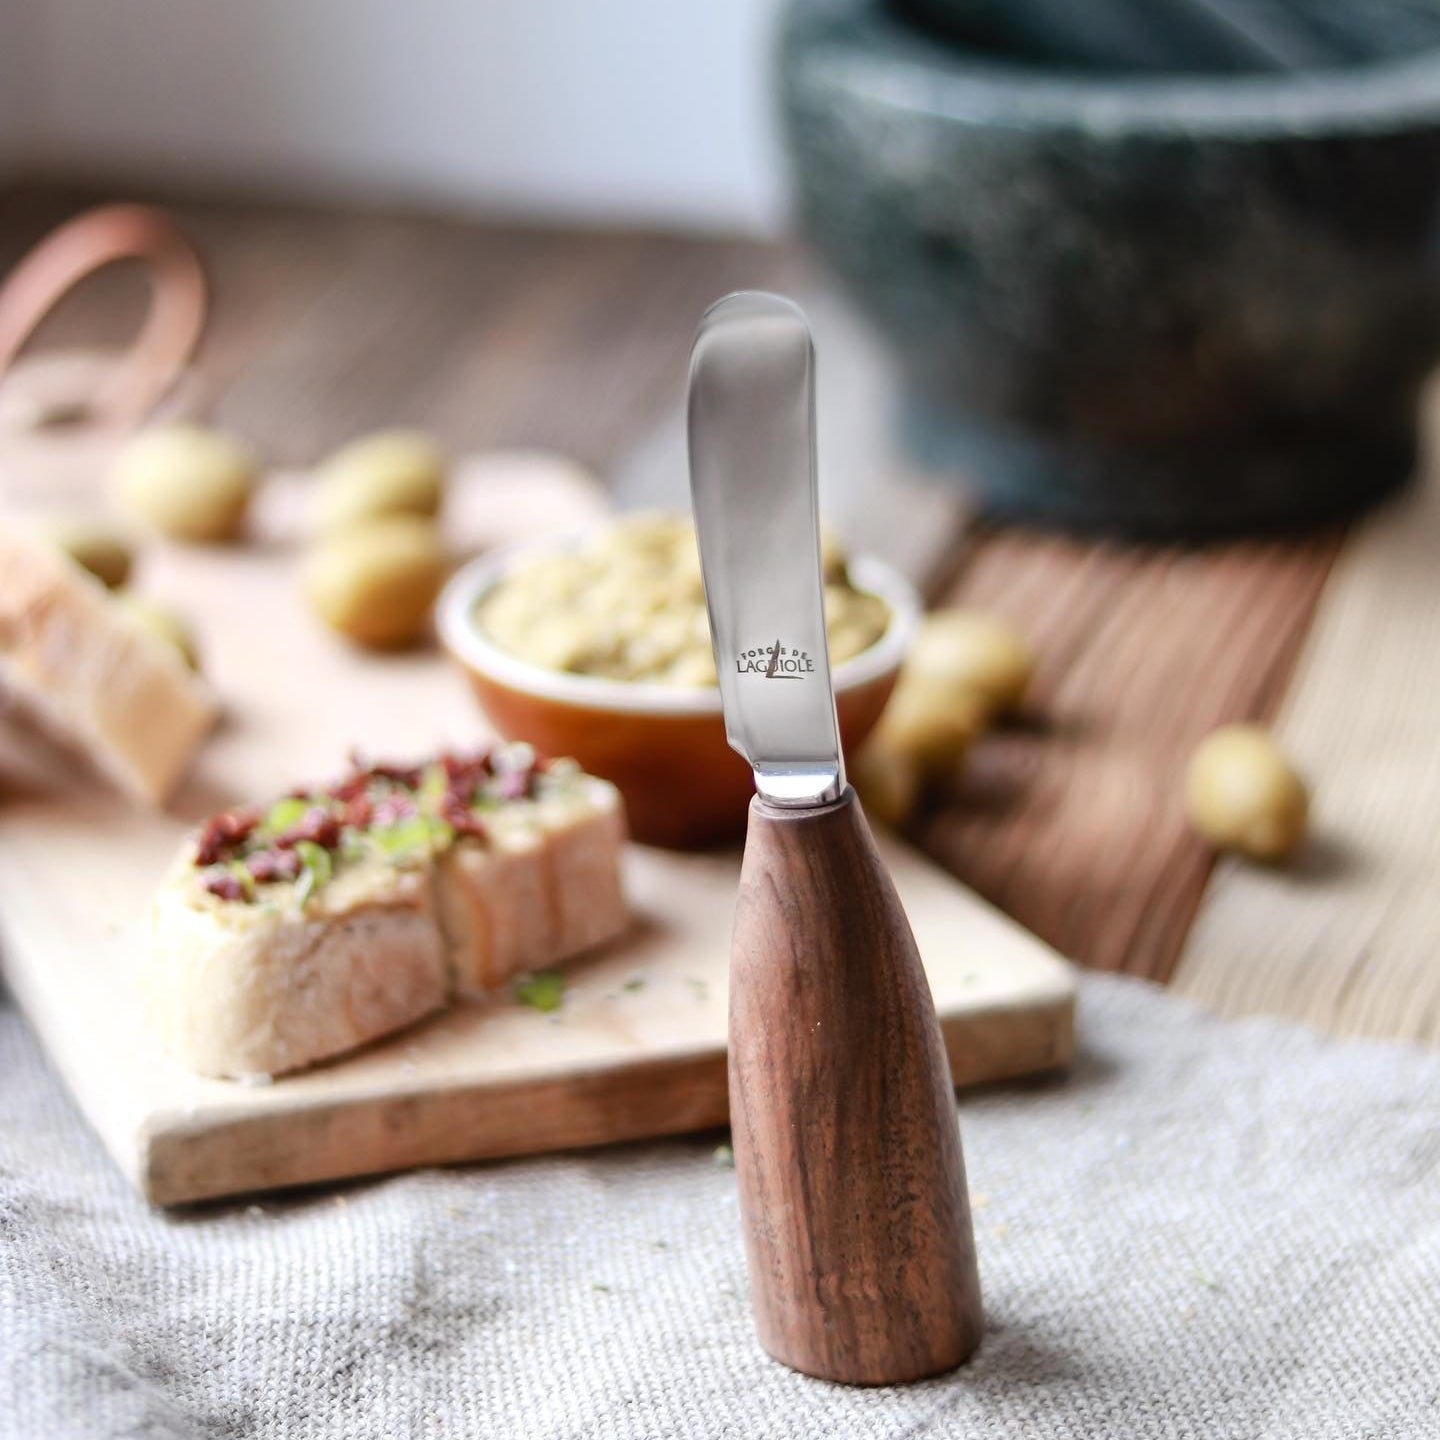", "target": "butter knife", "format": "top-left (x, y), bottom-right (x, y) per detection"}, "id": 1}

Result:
top-left (687, 291), bottom-right (983, 1385)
